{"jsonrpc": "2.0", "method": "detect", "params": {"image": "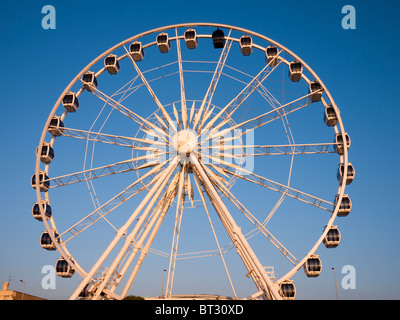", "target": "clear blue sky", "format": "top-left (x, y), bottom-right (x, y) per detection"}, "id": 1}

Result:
top-left (1, 0), bottom-right (399, 300)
